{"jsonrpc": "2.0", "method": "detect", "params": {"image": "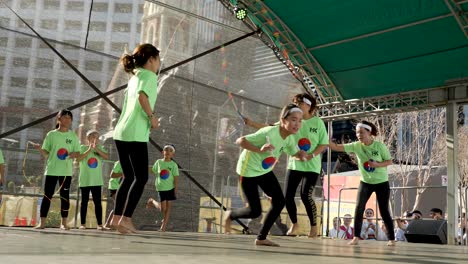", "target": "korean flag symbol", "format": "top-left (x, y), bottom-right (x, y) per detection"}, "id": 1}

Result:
top-left (262, 157), bottom-right (276, 169)
top-left (363, 159), bottom-right (375, 172)
top-left (160, 169), bottom-right (170, 180)
top-left (87, 157), bottom-right (98, 168)
top-left (298, 138), bottom-right (311, 151)
top-left (57, 148), bottom-right (69, 160)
